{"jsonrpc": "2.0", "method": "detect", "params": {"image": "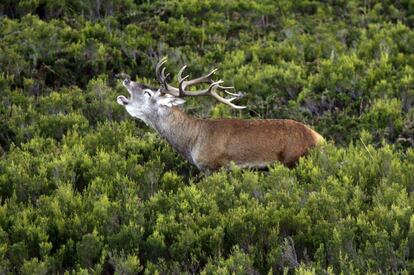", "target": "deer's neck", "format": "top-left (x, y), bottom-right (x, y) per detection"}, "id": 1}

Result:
top-left (150, 107), bottom-right (200, 164)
